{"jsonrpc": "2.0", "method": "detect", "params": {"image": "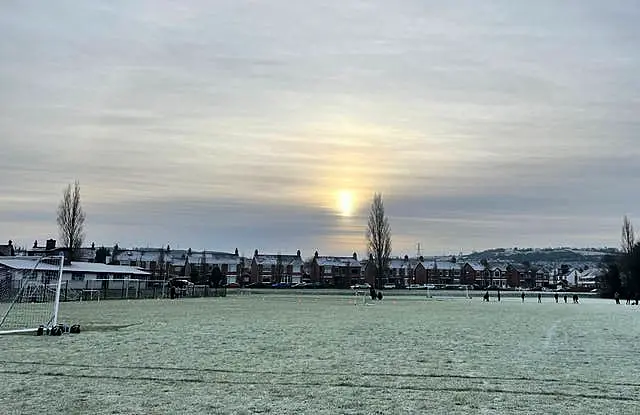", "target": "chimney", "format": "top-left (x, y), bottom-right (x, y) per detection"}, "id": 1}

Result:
top-left (296, 249), bottom-right (301, 257)
top-left (353, 252), bottom-right (357, 260)
top-left (314, 251), bottom-right (319, 258)
top-left (254, 249), bottom-right (259, 257)
top-left (234, 248), bottom-right (239, 256)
